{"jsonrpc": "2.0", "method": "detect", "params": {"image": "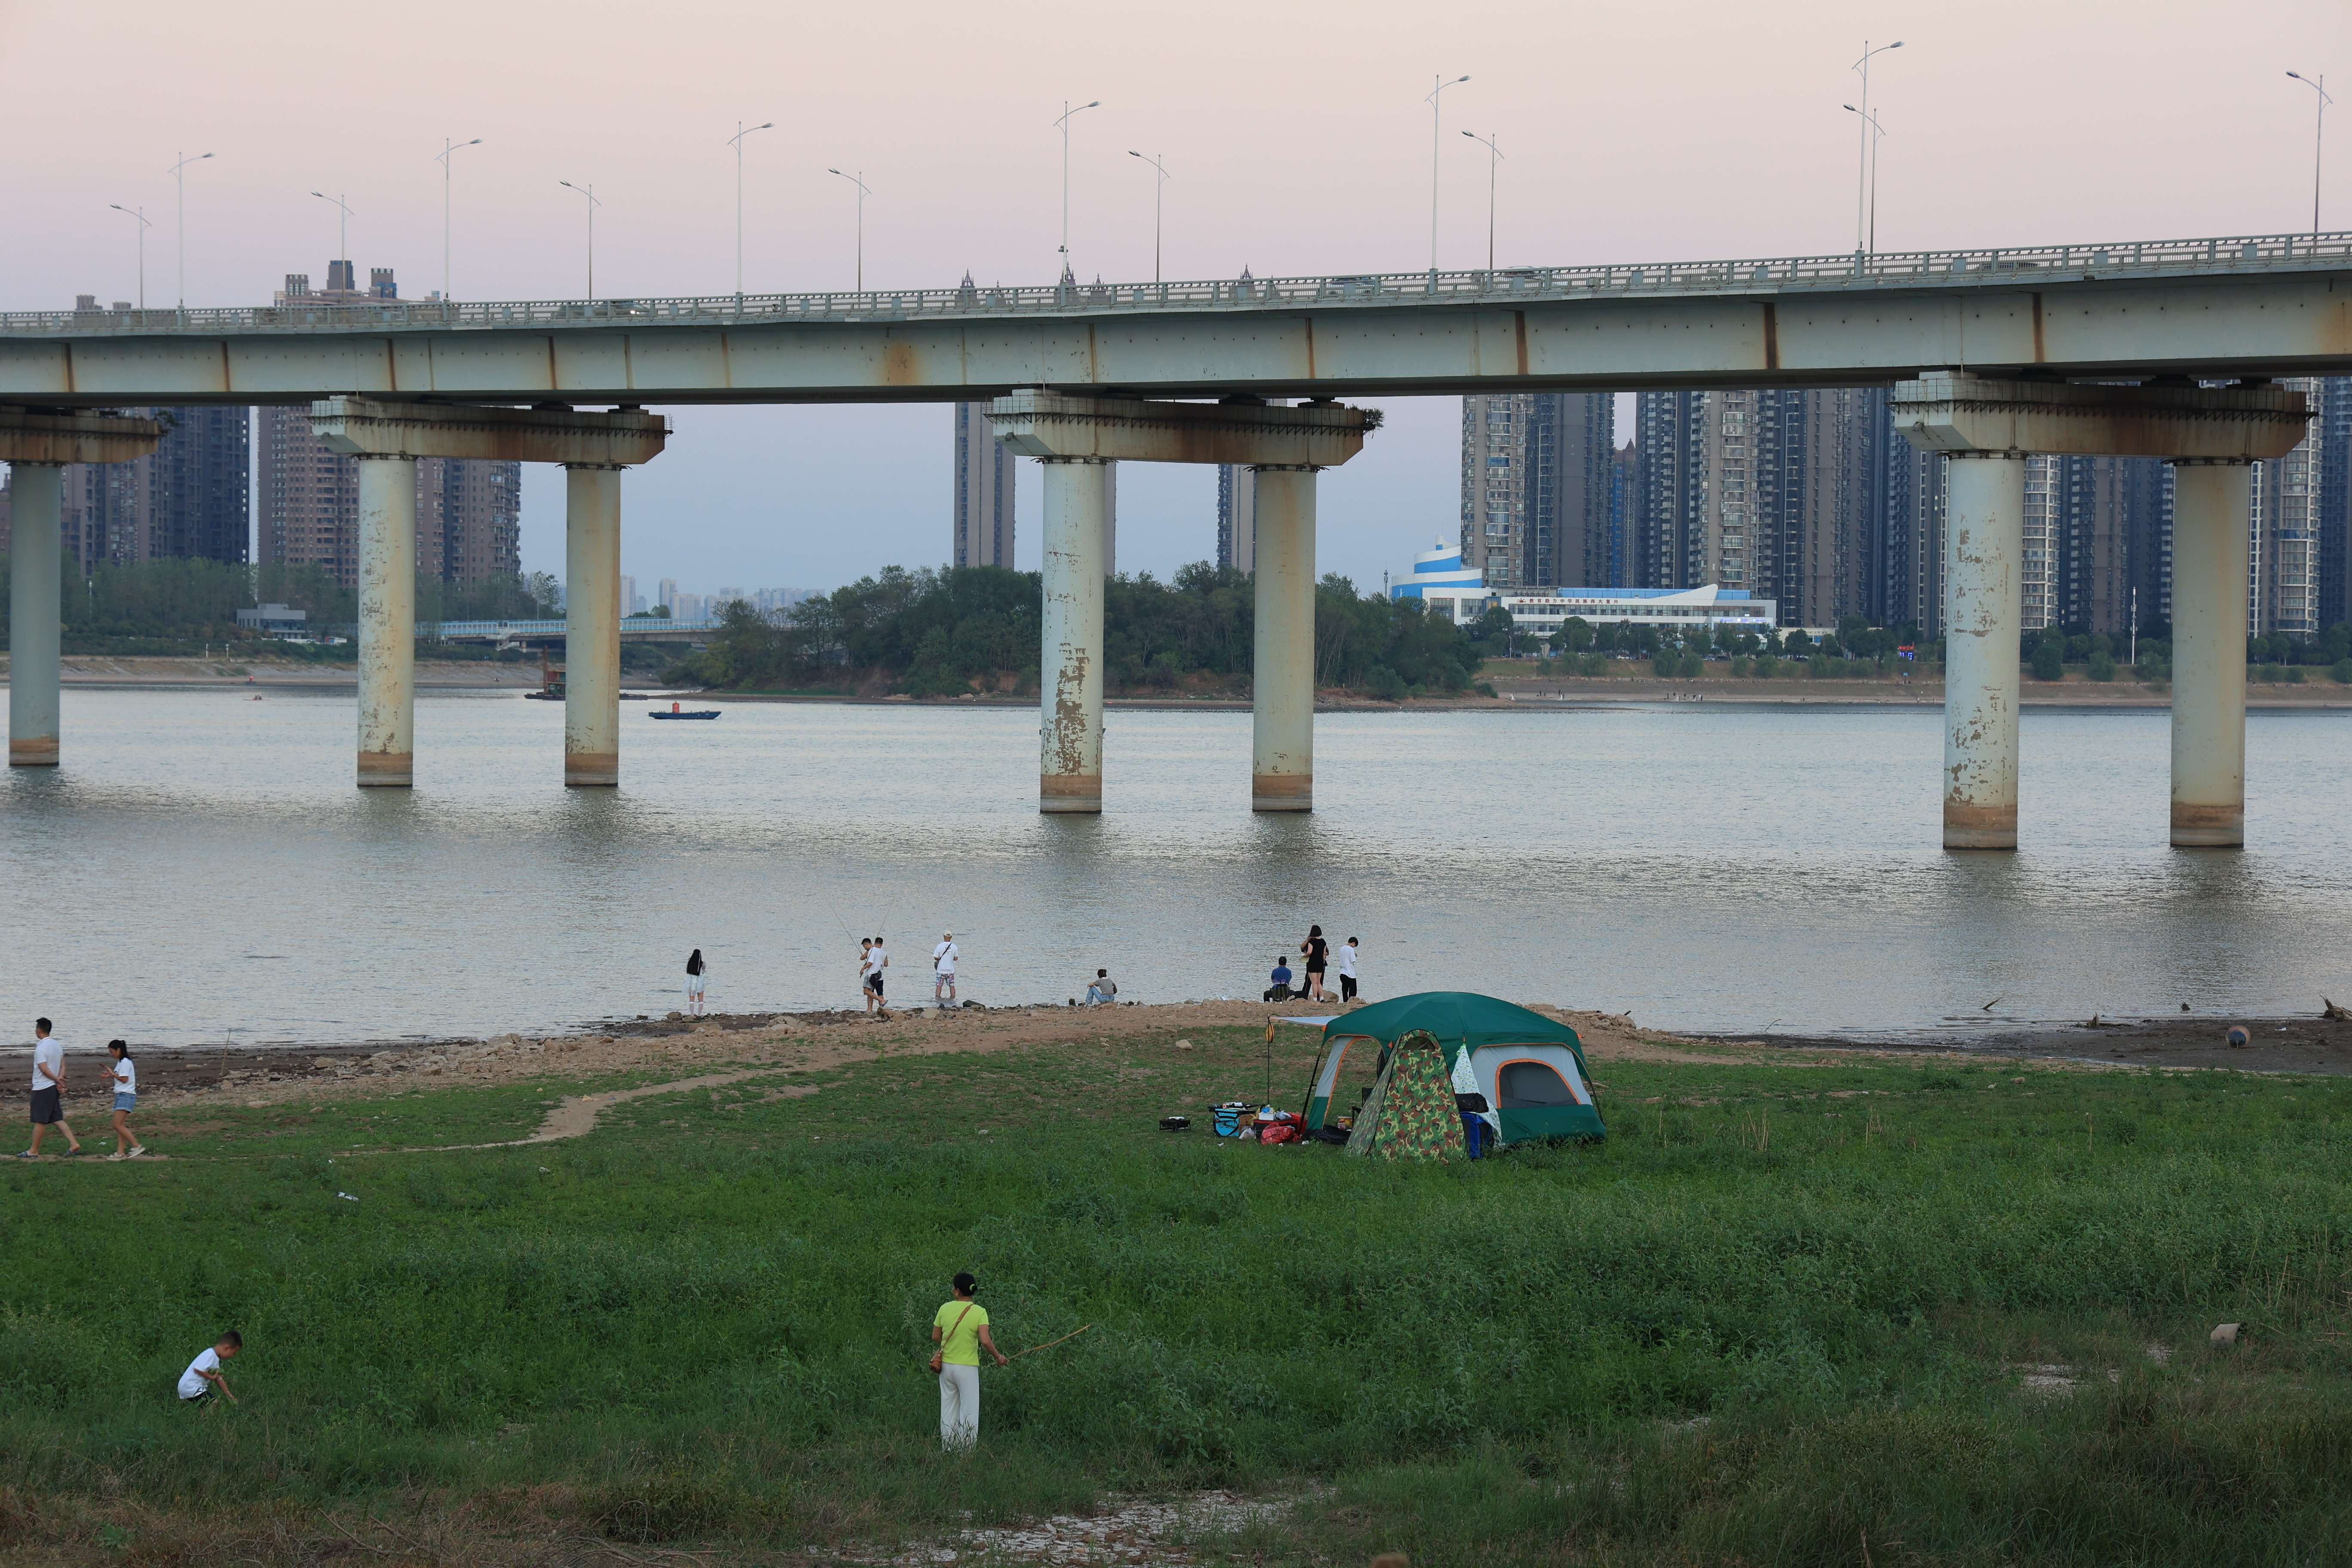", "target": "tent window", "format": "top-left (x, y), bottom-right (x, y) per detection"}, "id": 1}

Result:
top-left (1498, 1060), bottom-right (1579, 1109)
